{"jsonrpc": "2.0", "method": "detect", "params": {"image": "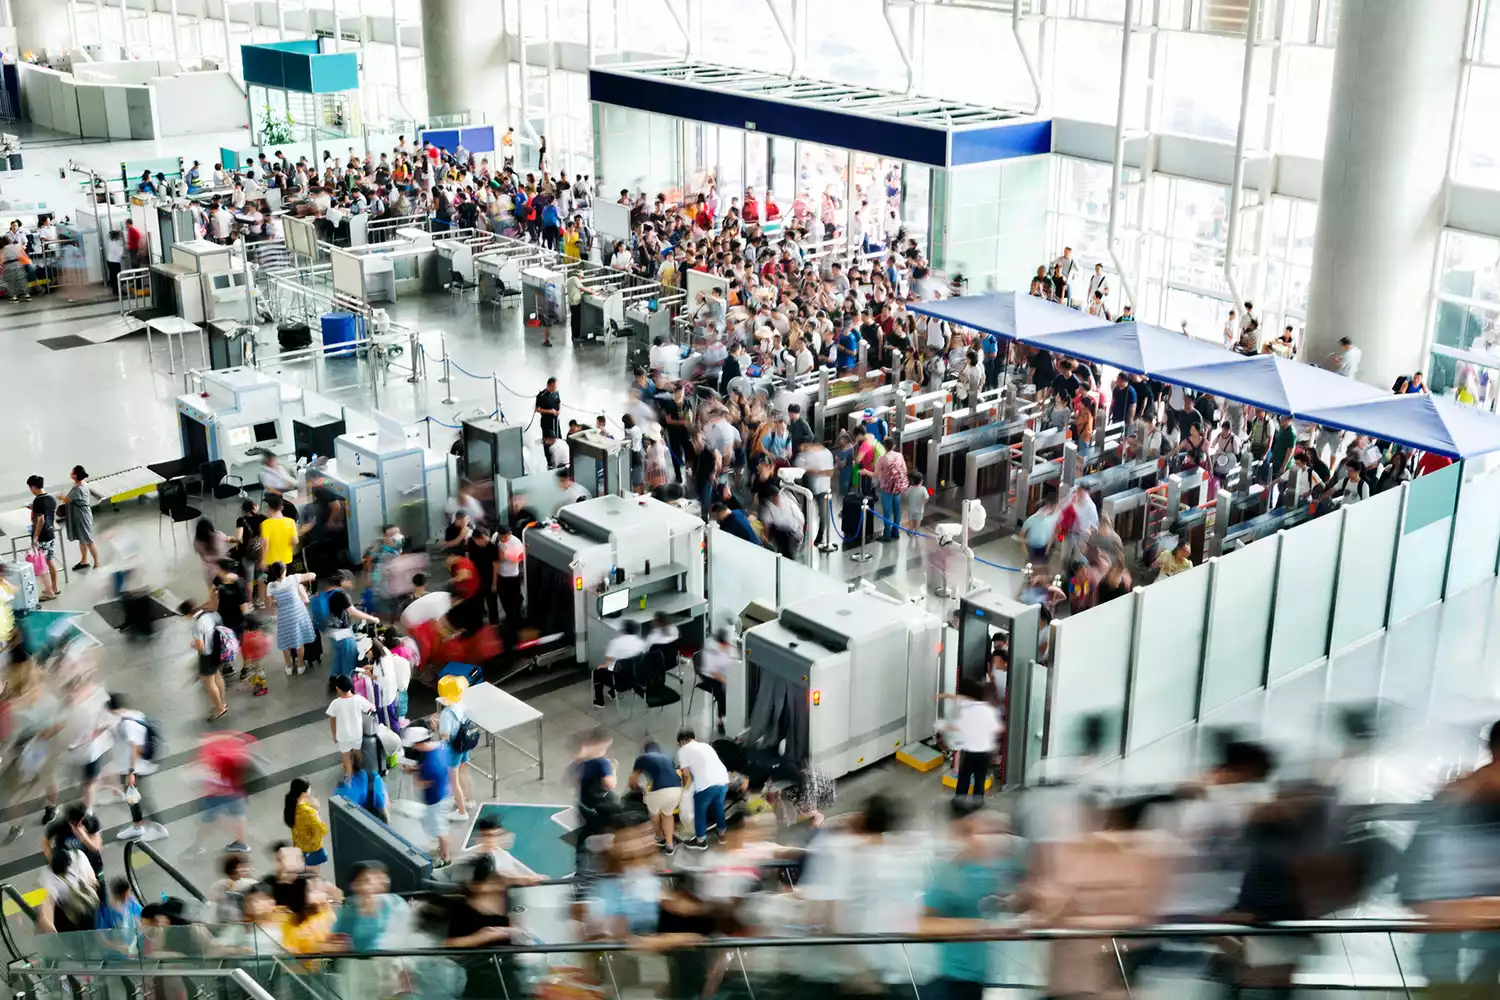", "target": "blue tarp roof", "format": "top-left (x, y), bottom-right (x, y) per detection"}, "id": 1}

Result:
top-left (1155, 354), bottom-right (1385, 417)
top-left (907, 291), bottom-right (1111, 340)
top-left (1023, 322), bottom-right (1243, 377)
top-left (1298, 394), bottom-right (1500, 460)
